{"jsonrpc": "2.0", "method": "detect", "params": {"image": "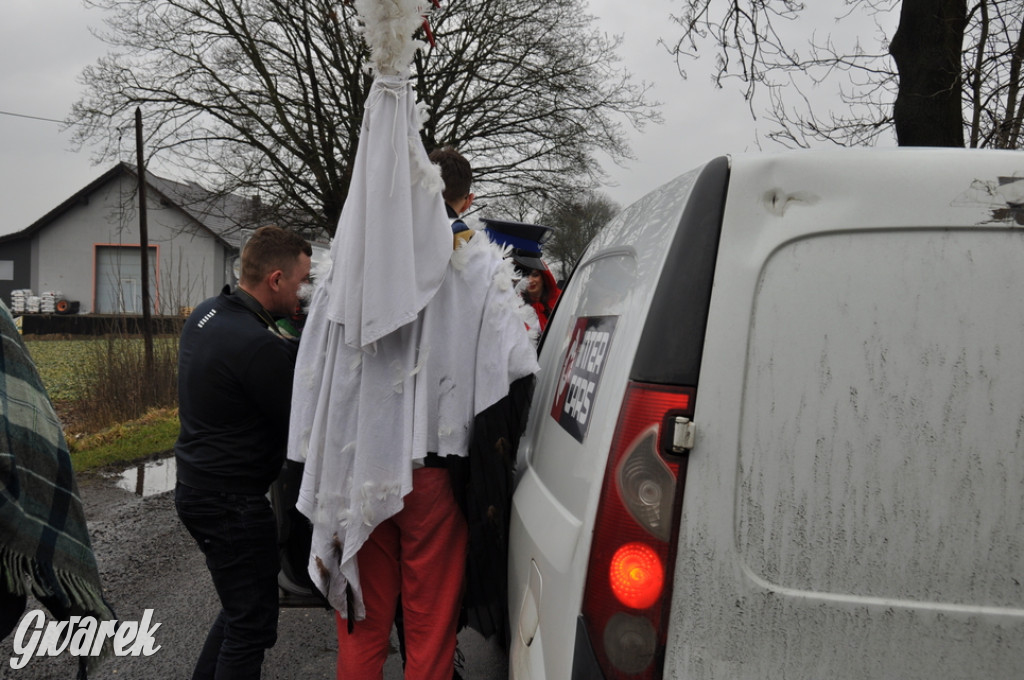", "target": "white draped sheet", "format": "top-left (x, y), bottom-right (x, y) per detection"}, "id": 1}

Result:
top-left (288, 229), bottom-right (539, 617)
top-left (288, 0), bottom-right (540, 622)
